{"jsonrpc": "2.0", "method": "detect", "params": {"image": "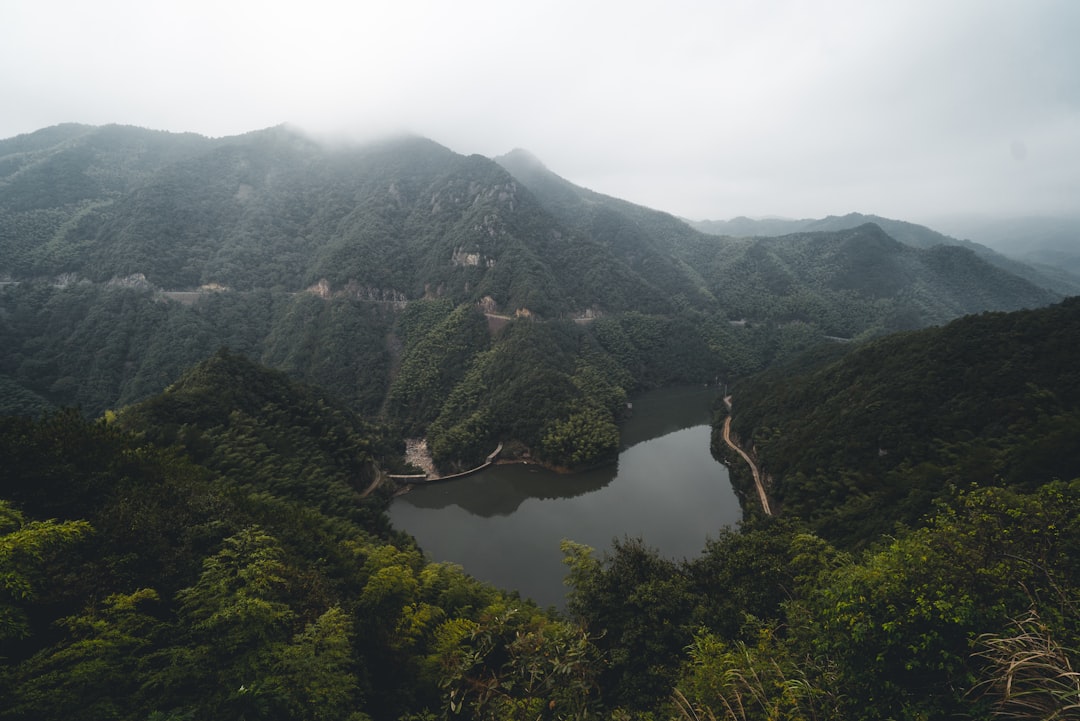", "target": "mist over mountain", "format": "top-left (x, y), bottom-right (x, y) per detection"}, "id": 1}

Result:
top-left (930, 214), bottom-right (1080, 278)
top-left (689, 212), bottom-right (1080, 297)
top-left (1, 124), bottom-right (1065, 461)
